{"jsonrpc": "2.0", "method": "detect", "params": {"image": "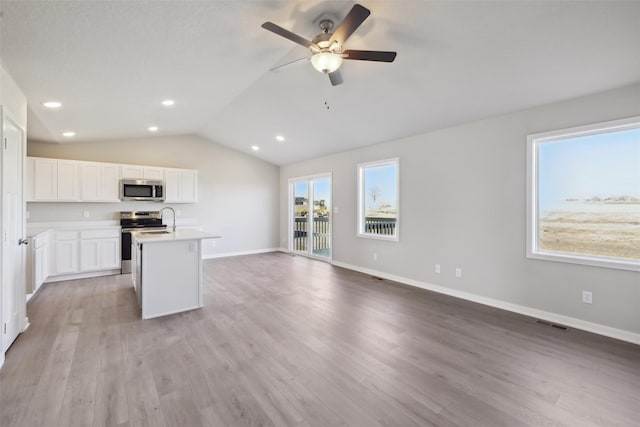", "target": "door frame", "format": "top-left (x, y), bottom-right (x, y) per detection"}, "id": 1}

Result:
top-left (1, 106), bottom-right (27, 363)
top-left (288, 173), bottom-right (333, 262)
